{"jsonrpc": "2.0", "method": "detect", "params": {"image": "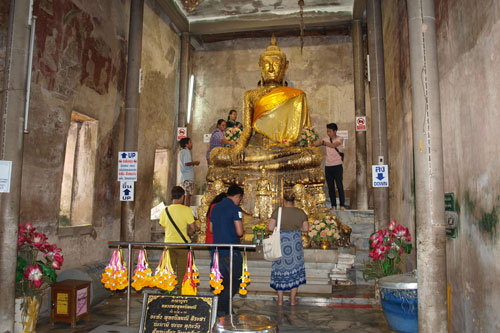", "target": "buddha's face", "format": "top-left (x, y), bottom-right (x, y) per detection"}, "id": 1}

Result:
top-left (259, 54), bottom-right (288, 84)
